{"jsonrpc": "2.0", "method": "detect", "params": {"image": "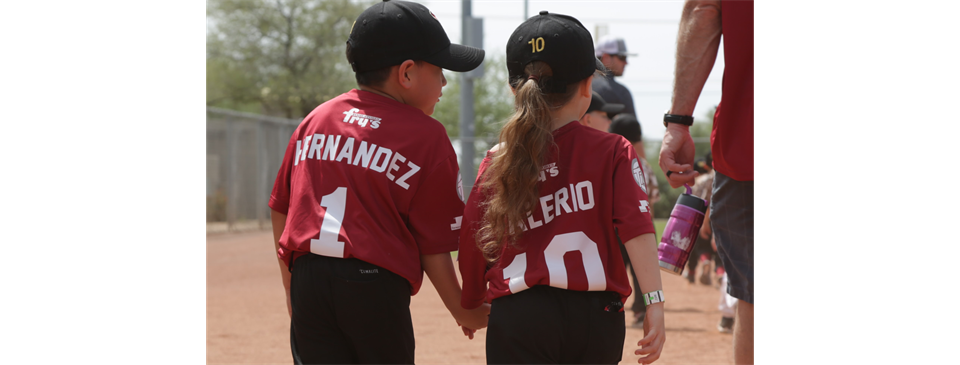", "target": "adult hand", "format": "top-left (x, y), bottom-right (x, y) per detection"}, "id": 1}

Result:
top-left (658, 124), bottom-right (698, 188)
